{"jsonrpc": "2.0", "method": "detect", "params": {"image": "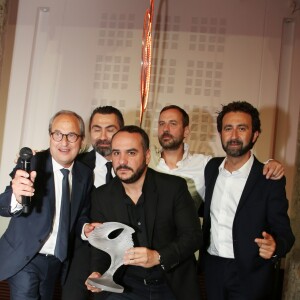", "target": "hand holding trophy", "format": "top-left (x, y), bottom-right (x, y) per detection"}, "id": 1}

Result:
top-left (87, 222), bottom-right (135, 293)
